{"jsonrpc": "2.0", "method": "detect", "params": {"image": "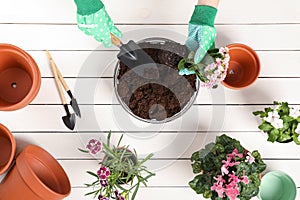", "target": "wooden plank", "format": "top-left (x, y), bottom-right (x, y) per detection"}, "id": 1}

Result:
top-left (67, 187), bottom-right (285, 200)
top-left (30, 51), bottom-right (300, 78)
top-left (0, 0), bottom-right (299, 24)
top-left (11, 132), bottom-right (300, 160)
top-left (34, 77), bottom-right (300, 105)
top-left (57, 160), bottom-right (300, 187)
top-left (1, 24), bottom-right (300, 51)
top-left (0, 105), bottom-right (297, 132)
